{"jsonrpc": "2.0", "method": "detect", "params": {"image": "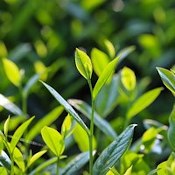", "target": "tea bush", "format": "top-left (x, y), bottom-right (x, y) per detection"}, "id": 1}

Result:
top-left (0, 0), bottom-right (175, 174)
